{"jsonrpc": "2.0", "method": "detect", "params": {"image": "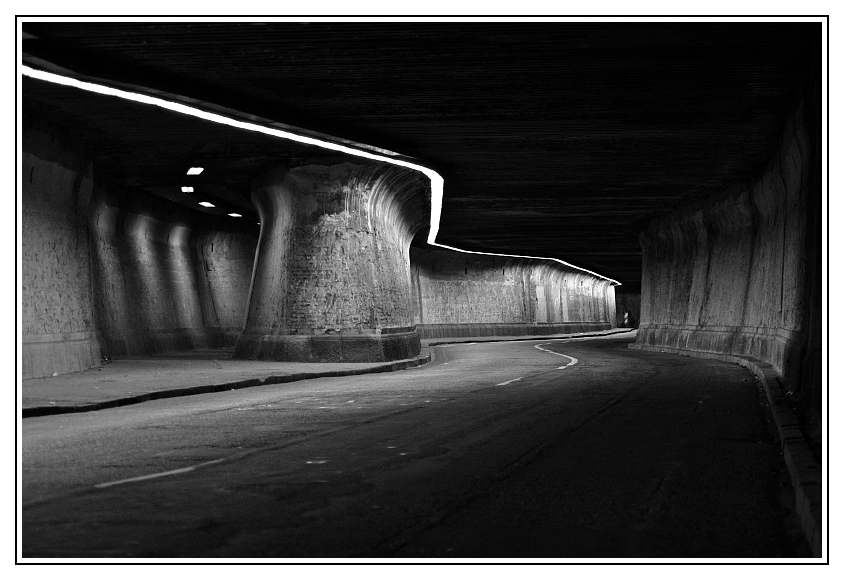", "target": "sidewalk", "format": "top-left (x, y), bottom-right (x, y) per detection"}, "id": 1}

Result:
top-left (22, 328), bottom-right (636, 418)
top-left (423, 327), bottom-right (635, 346)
